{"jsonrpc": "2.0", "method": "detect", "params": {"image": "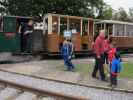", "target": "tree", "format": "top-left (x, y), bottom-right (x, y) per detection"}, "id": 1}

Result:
top-left (0, 0), bottom-right (7, 15)
top-left (96, 4), bottom-right (113, 20)
top-left (112, 7), bottom-right (129, 21)
top-left (129, 8), bottom-right (133, 22)
top-left (0, 0), bottom-right (106, 18)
